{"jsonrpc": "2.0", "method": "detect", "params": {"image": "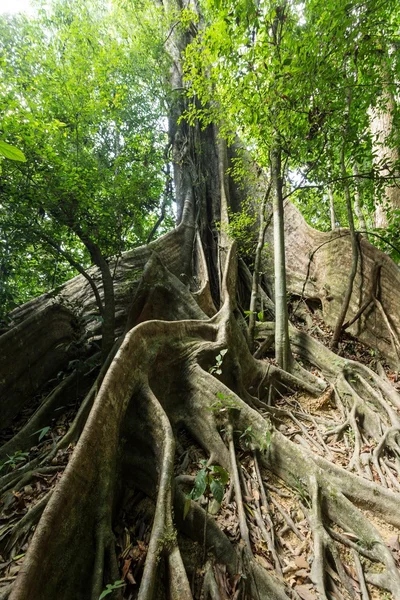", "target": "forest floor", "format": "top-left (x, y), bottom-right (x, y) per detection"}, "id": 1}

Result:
top-left (1, 302), bottom-right (399, 600)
